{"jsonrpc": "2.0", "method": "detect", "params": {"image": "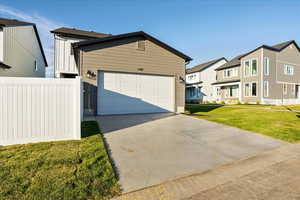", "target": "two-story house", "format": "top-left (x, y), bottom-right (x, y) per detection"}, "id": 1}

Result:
top-left (0, 18), bottom-right (47, 77)
top-left (51, 28), bottom-right (191, 115)
top-left (51, 27), bottom-right (111, 78)
top-left (213, 40), bottom-right (300, 105)
top-left (186, 57), bottom-right (227, 103)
